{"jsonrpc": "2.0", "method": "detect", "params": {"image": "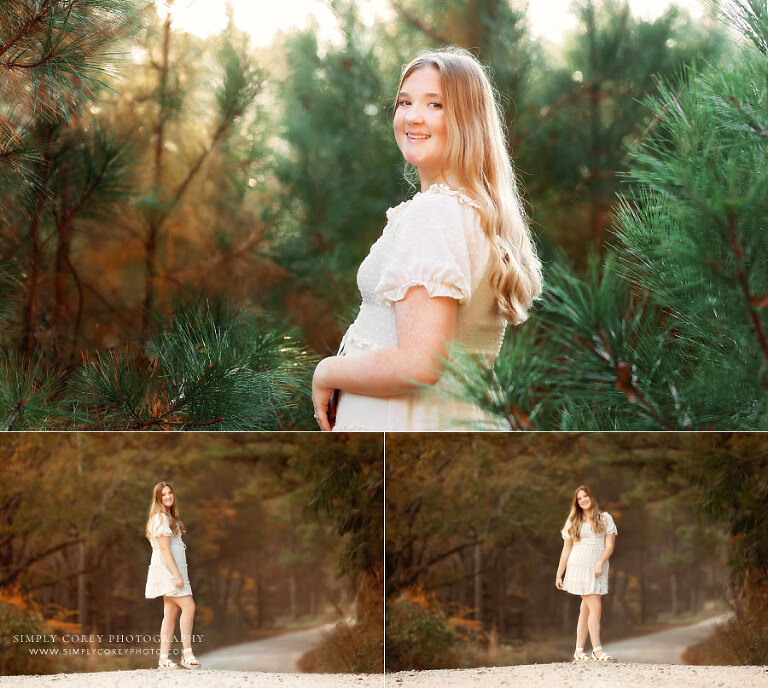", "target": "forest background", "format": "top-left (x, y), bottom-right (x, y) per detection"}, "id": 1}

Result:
top-left (0, 433), bottom-right (384, 674)
top-left (1, 0), bottom-right (766, 430)
top-left (385, 432), bottom-right (768, 669)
